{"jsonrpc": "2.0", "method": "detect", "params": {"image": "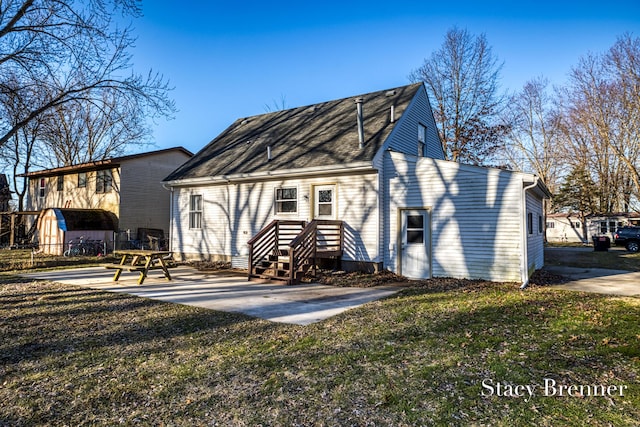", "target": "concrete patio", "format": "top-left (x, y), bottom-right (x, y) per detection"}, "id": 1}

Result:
top-left (20, 266), bottom-right (402, 325)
